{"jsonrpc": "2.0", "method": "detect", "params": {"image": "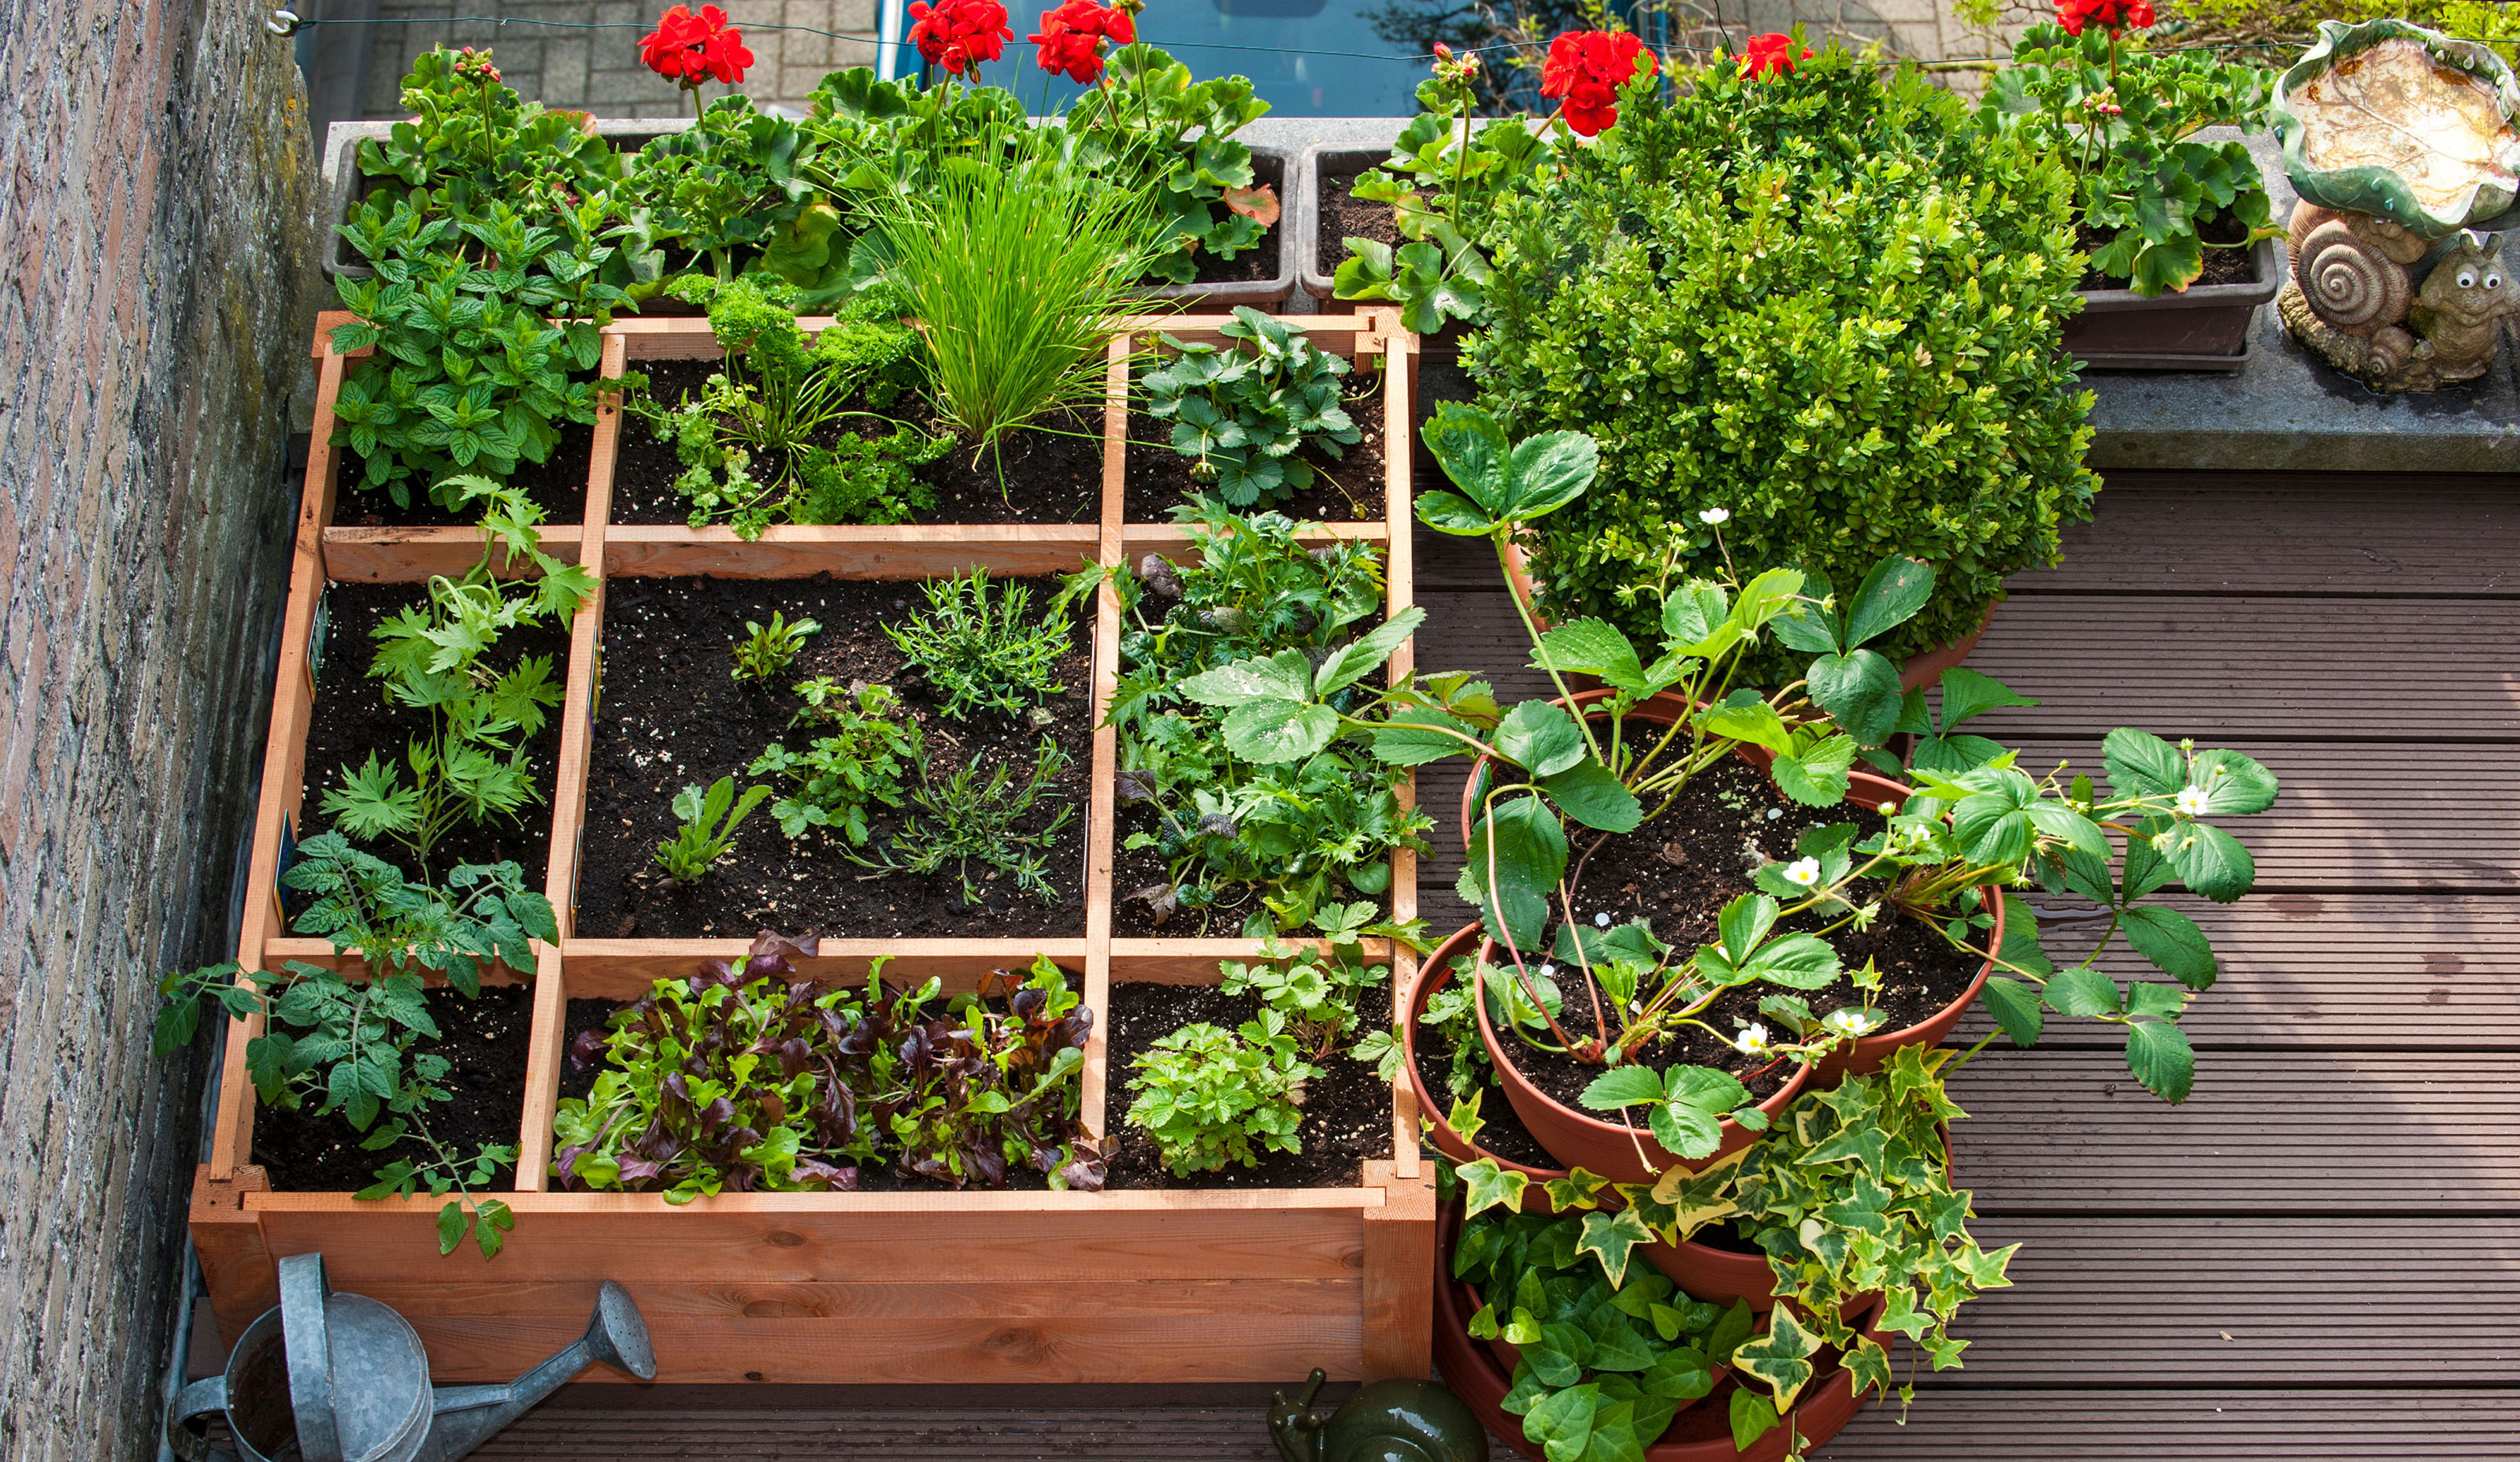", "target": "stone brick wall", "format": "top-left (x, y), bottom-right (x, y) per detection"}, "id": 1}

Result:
top-left (0, 0), bottom-right (317, 1454)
